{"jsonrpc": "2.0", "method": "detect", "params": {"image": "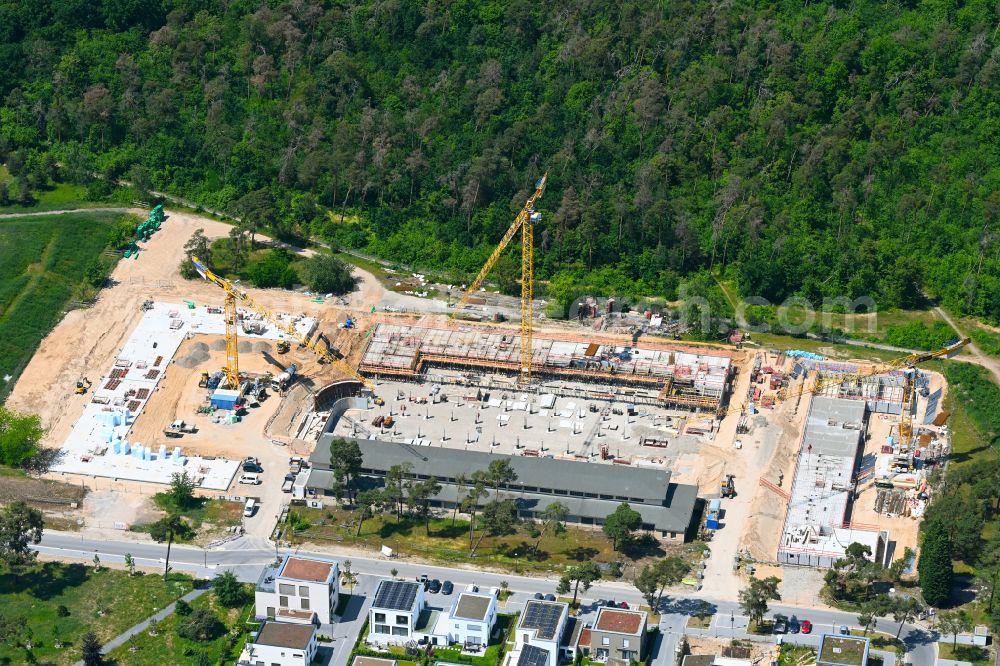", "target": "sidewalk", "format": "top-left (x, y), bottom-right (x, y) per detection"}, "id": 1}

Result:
top-left (72, 587), bottom-right (209, 666)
